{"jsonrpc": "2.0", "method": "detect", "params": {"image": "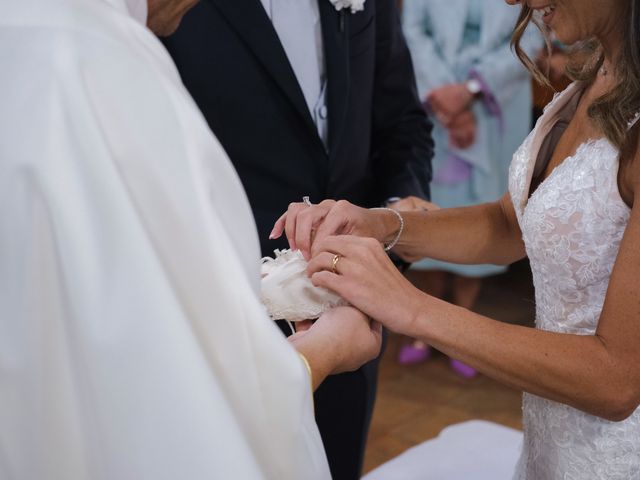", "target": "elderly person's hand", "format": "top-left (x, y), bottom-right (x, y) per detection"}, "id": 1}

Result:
top-left (306, 235), bottom-right (427, 336)
top-left (289, 306), bottom-right (383, 390)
